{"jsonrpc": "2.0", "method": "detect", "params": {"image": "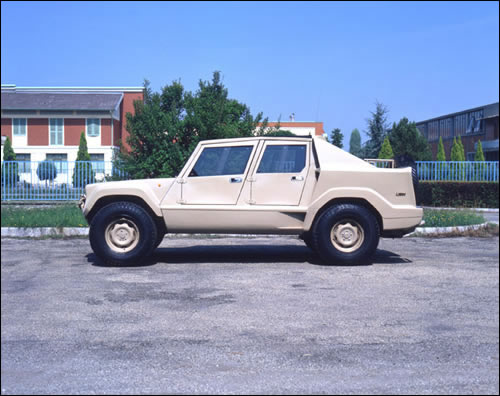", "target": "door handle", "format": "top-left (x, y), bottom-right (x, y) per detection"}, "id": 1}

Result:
top-left (291, 176), bottom-right (304, 181)
top-left (230, 177), bottom-right (243, 183)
